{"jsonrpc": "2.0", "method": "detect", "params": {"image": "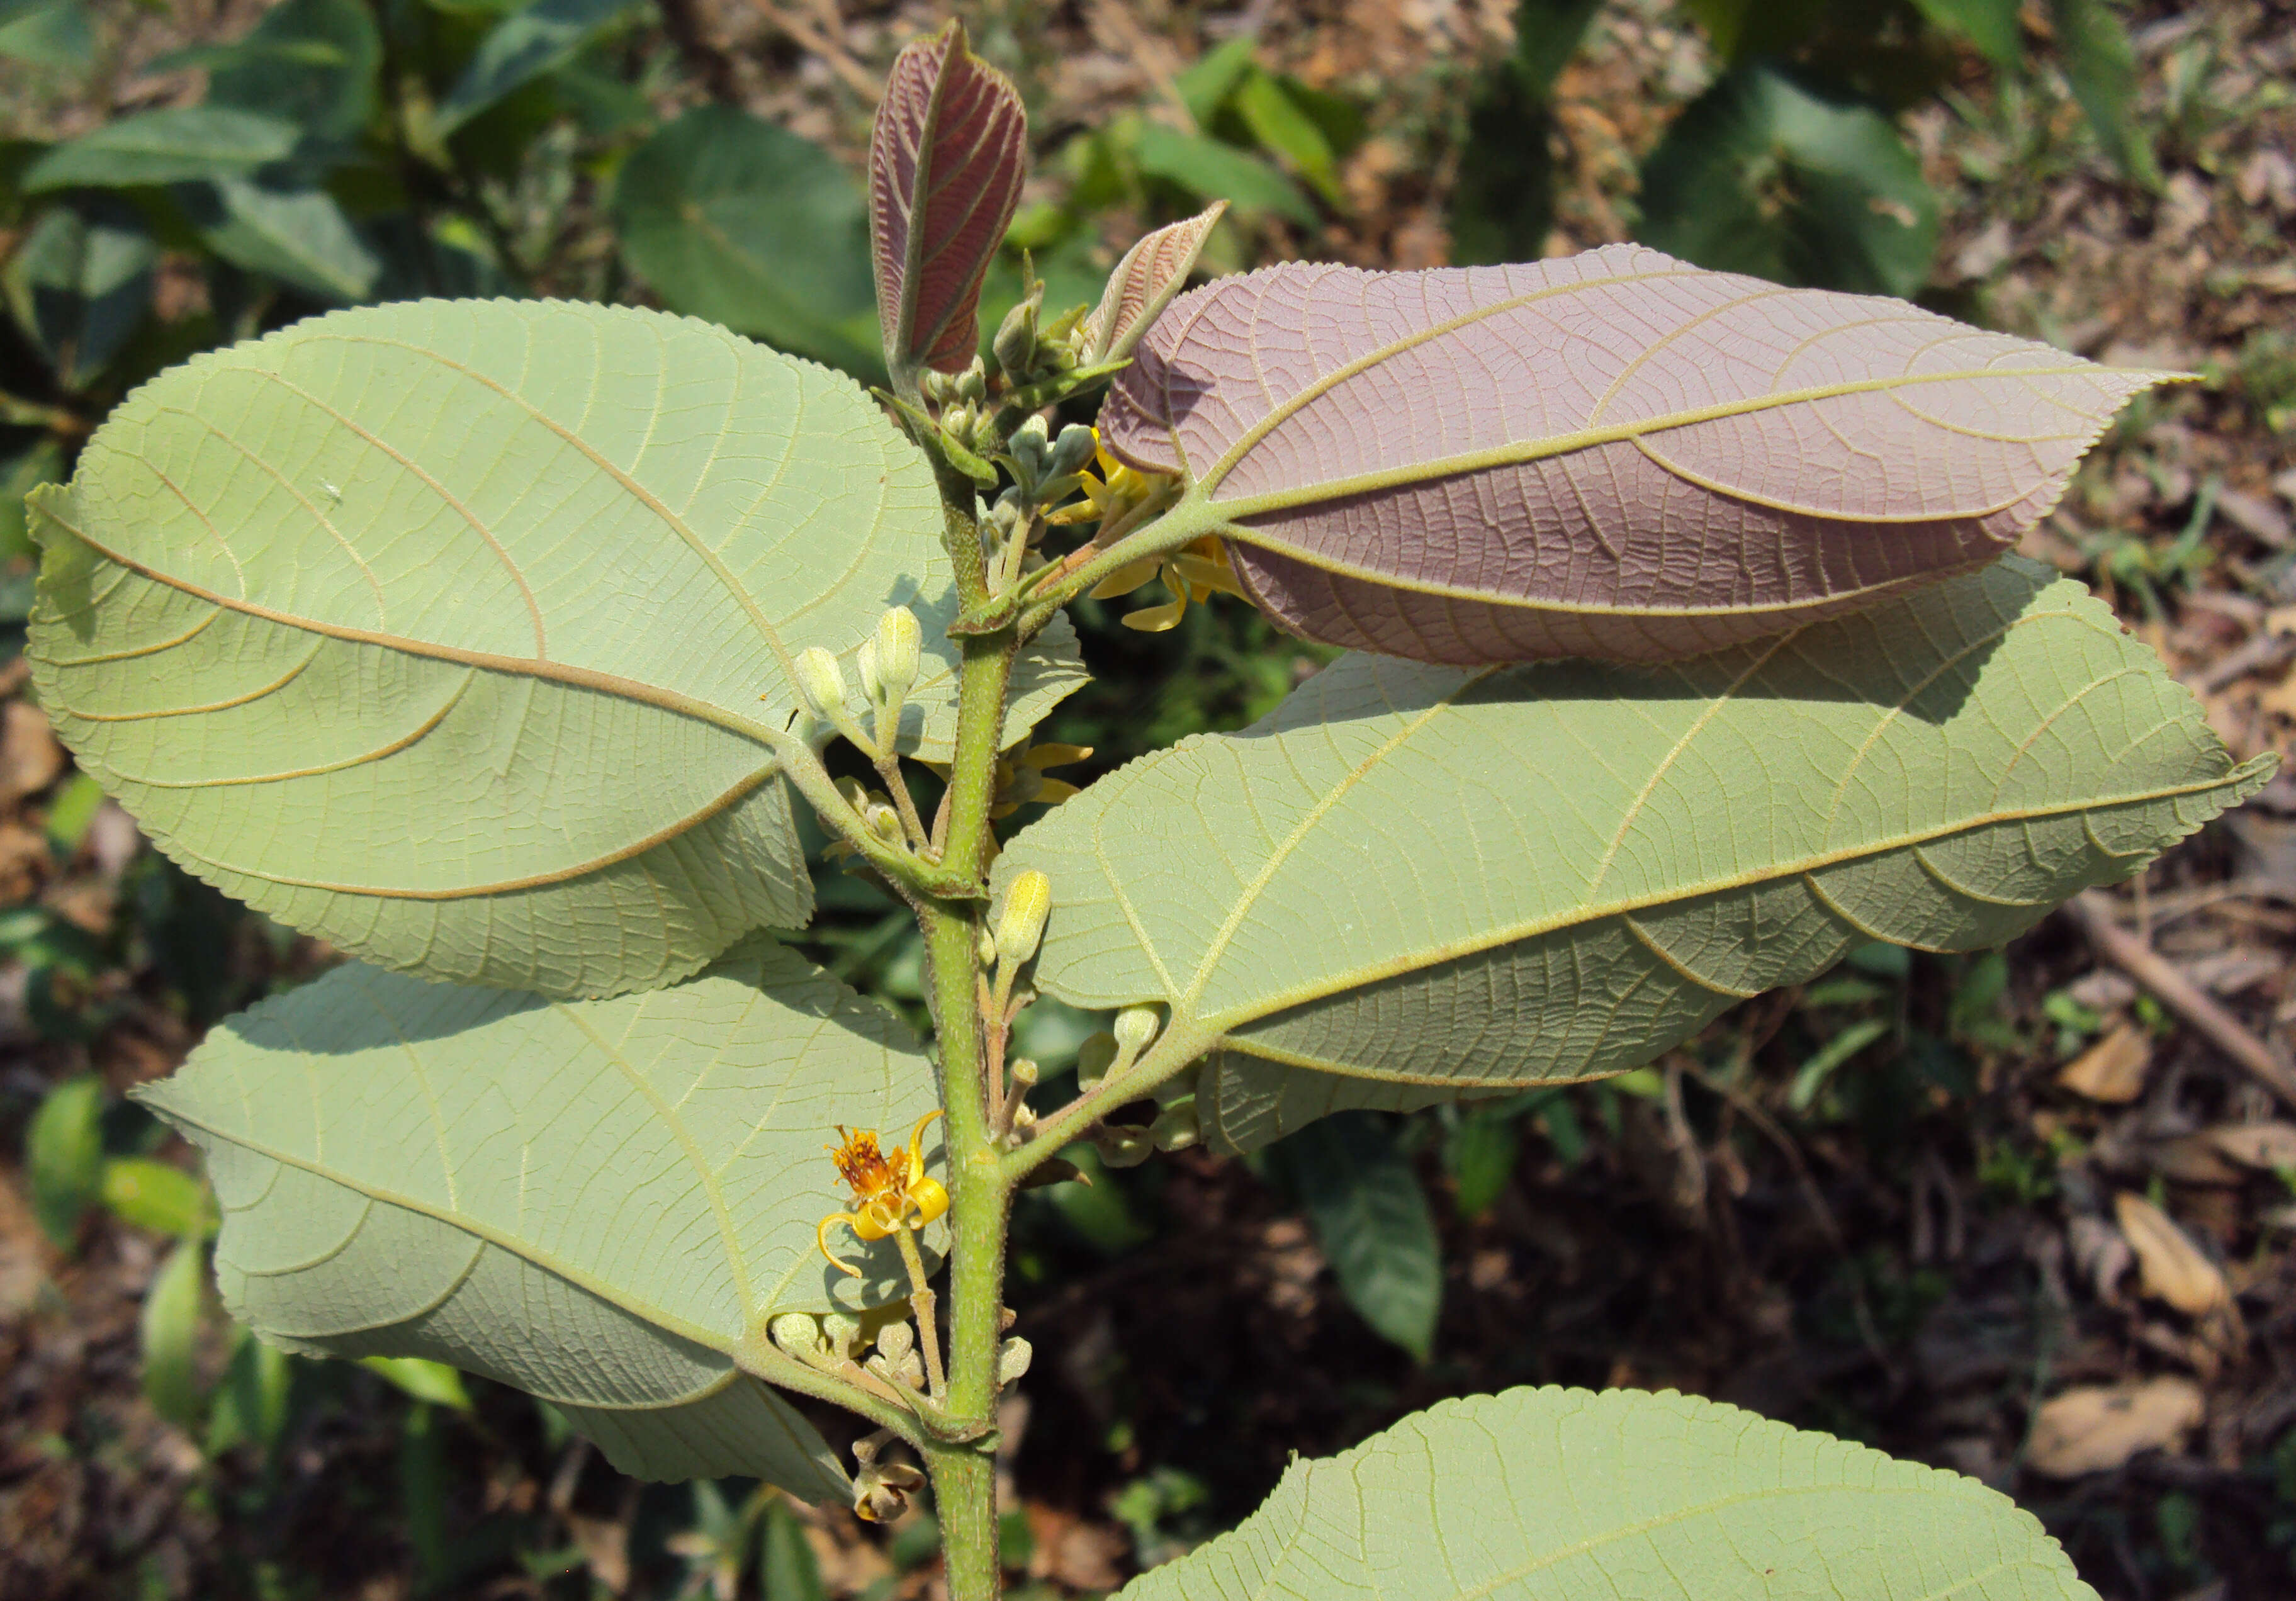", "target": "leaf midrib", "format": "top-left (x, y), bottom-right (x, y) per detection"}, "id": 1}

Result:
top-left (1163, 768), bottom-right (2249, 1039)
top-left (1174, 364), bottom-right (2116, 531)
